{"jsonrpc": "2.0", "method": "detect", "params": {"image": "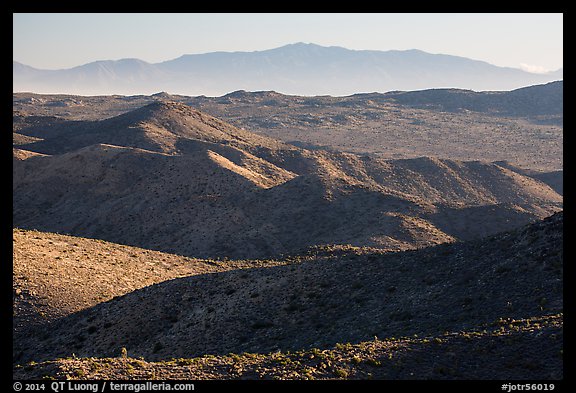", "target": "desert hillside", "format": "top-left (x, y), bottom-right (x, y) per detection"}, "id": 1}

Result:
top-left (13, 101), bottom-right (562, 260)
top-left (13, 83), bottom-right (563, 171)
top-left (14, 313), bottom-right (562, 380)
top-left (12, 228), bottom-right (293, 335)
top-left (13, 91), bottom-right (562, 381)
top-left (13, 81), bottom-right (563, 172)
top-left (13, 212), bottom-right (562, 370)
top-left (13, 14), bottom-right (563, 382)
